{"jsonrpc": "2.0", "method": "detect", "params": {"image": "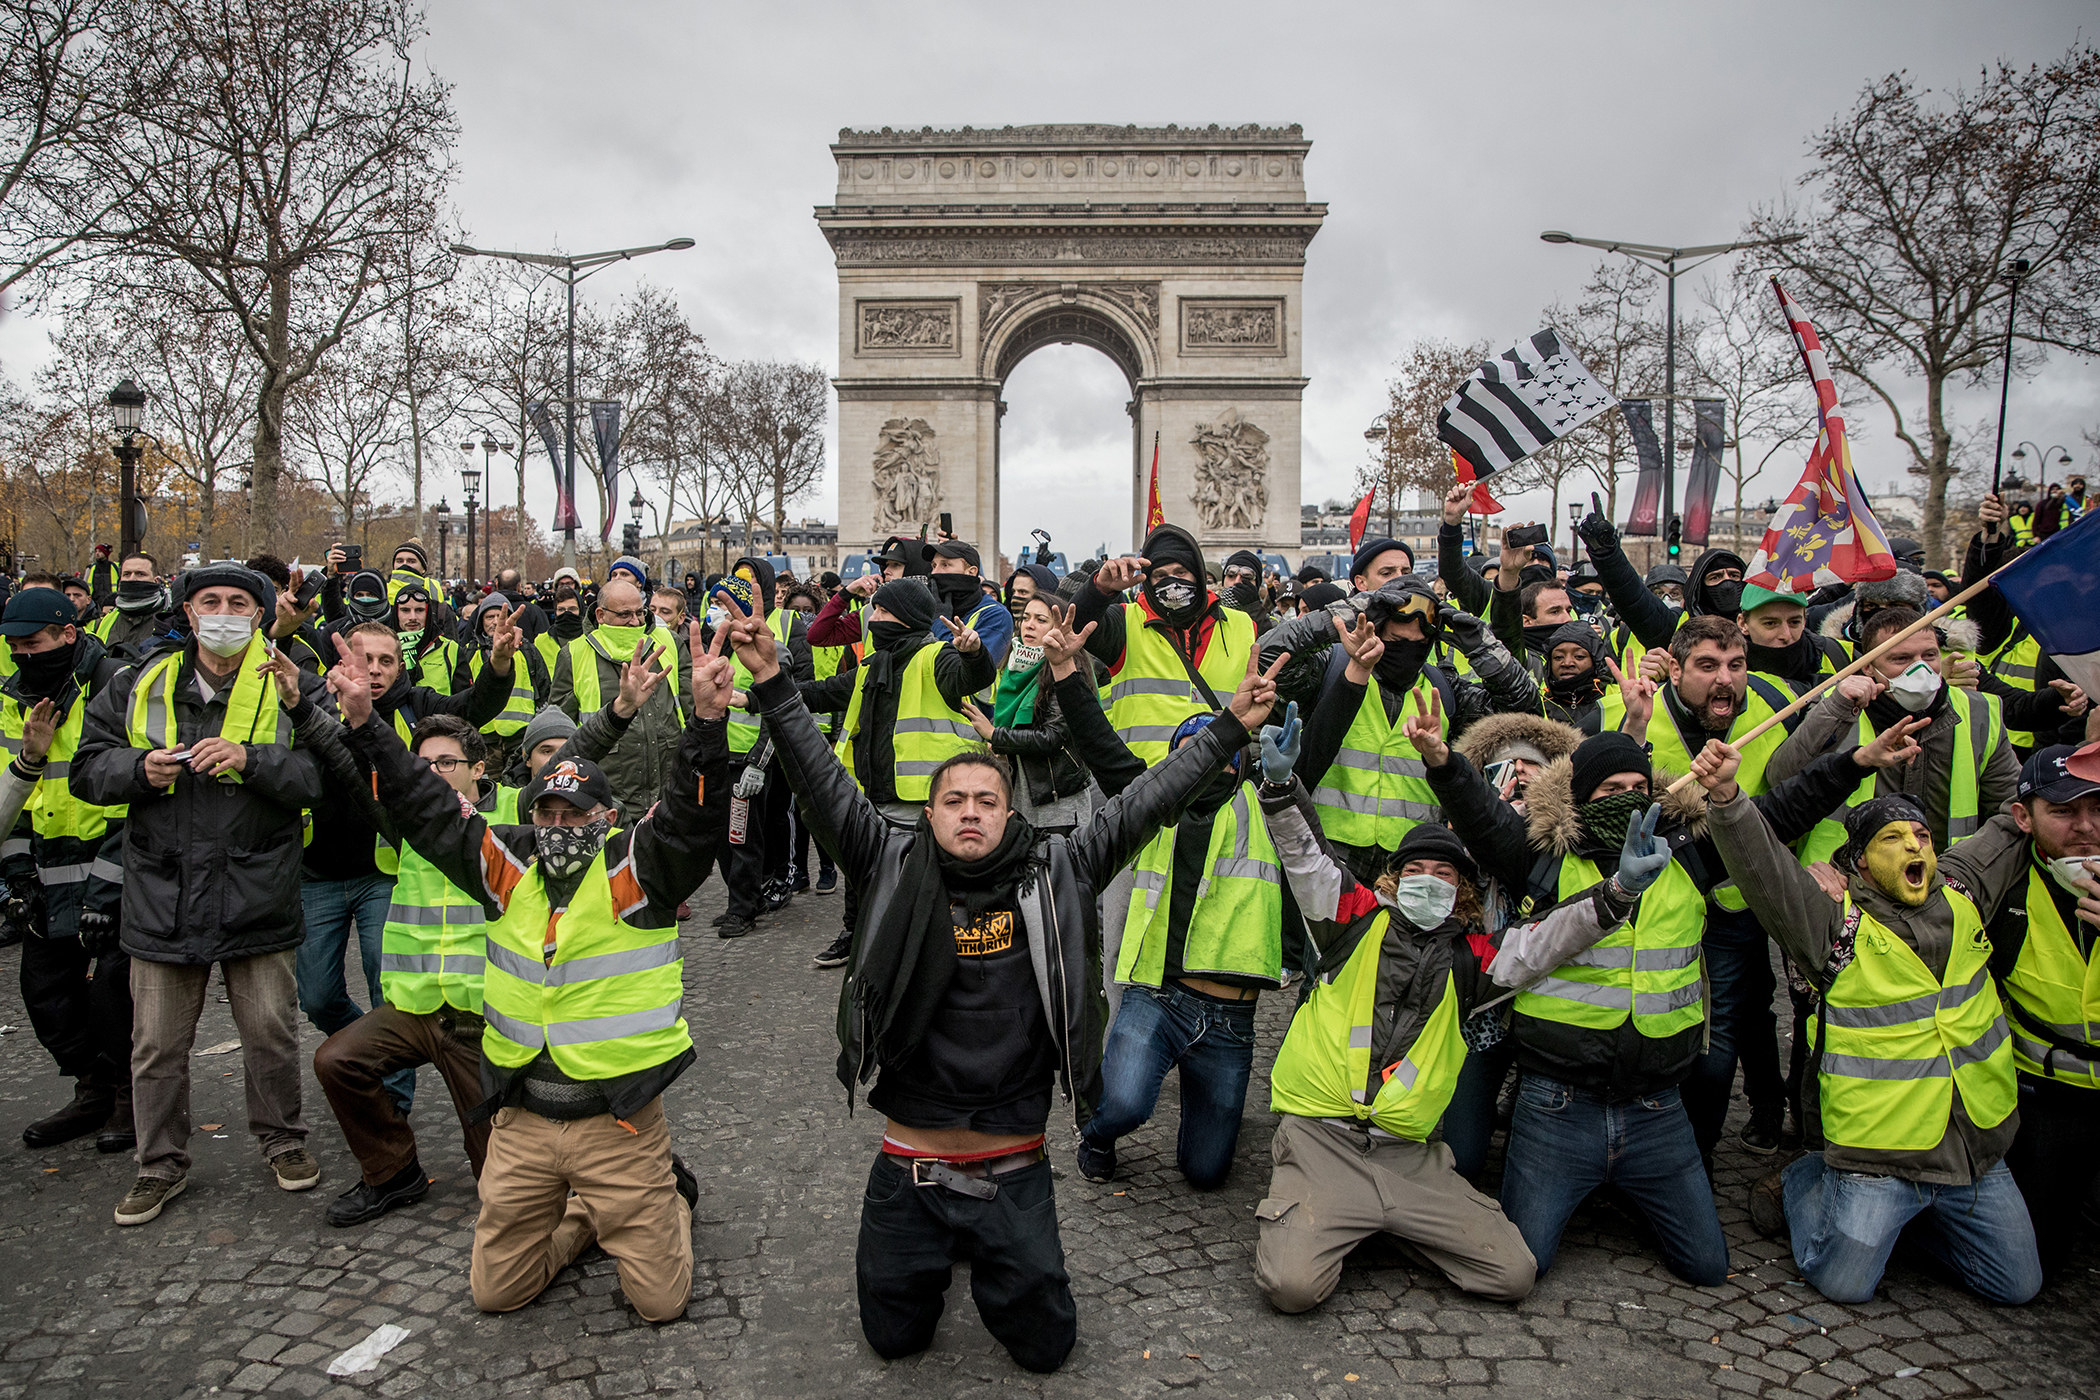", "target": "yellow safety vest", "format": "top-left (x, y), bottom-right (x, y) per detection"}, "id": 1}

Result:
top-left (832, 642), bottom-right (979, 803)
top-left (464, 648), bottom-right (537, 738)
top-left (1642, 674), bottom-right (1790, 910)
top-left (1517, 855), bottom-right (1705, 1038)
top-left (1979, 630), bottom-right (2041, 749)
top-left (564, 627), bottom-right (676, 715)
top-left (1269, 909), bottom-right (1467, 1142)
top-left (1812, 890), bottom-right (2015, 1152)
top-left (1999, 863), bottom-right (2100, 1089)
top-left (1117, 785), bottom-right (1282, 987)
top-left (1105, 602), bottom-right (1254, 767)
top-left (811, 638), bottom-right (846, 737)
top-left (1798, 687), bottom-right (2001, 865)
top-left (1310, 677), bottom-right (1444, 849)
top-left (727, 607), bottom-right (794, 755)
